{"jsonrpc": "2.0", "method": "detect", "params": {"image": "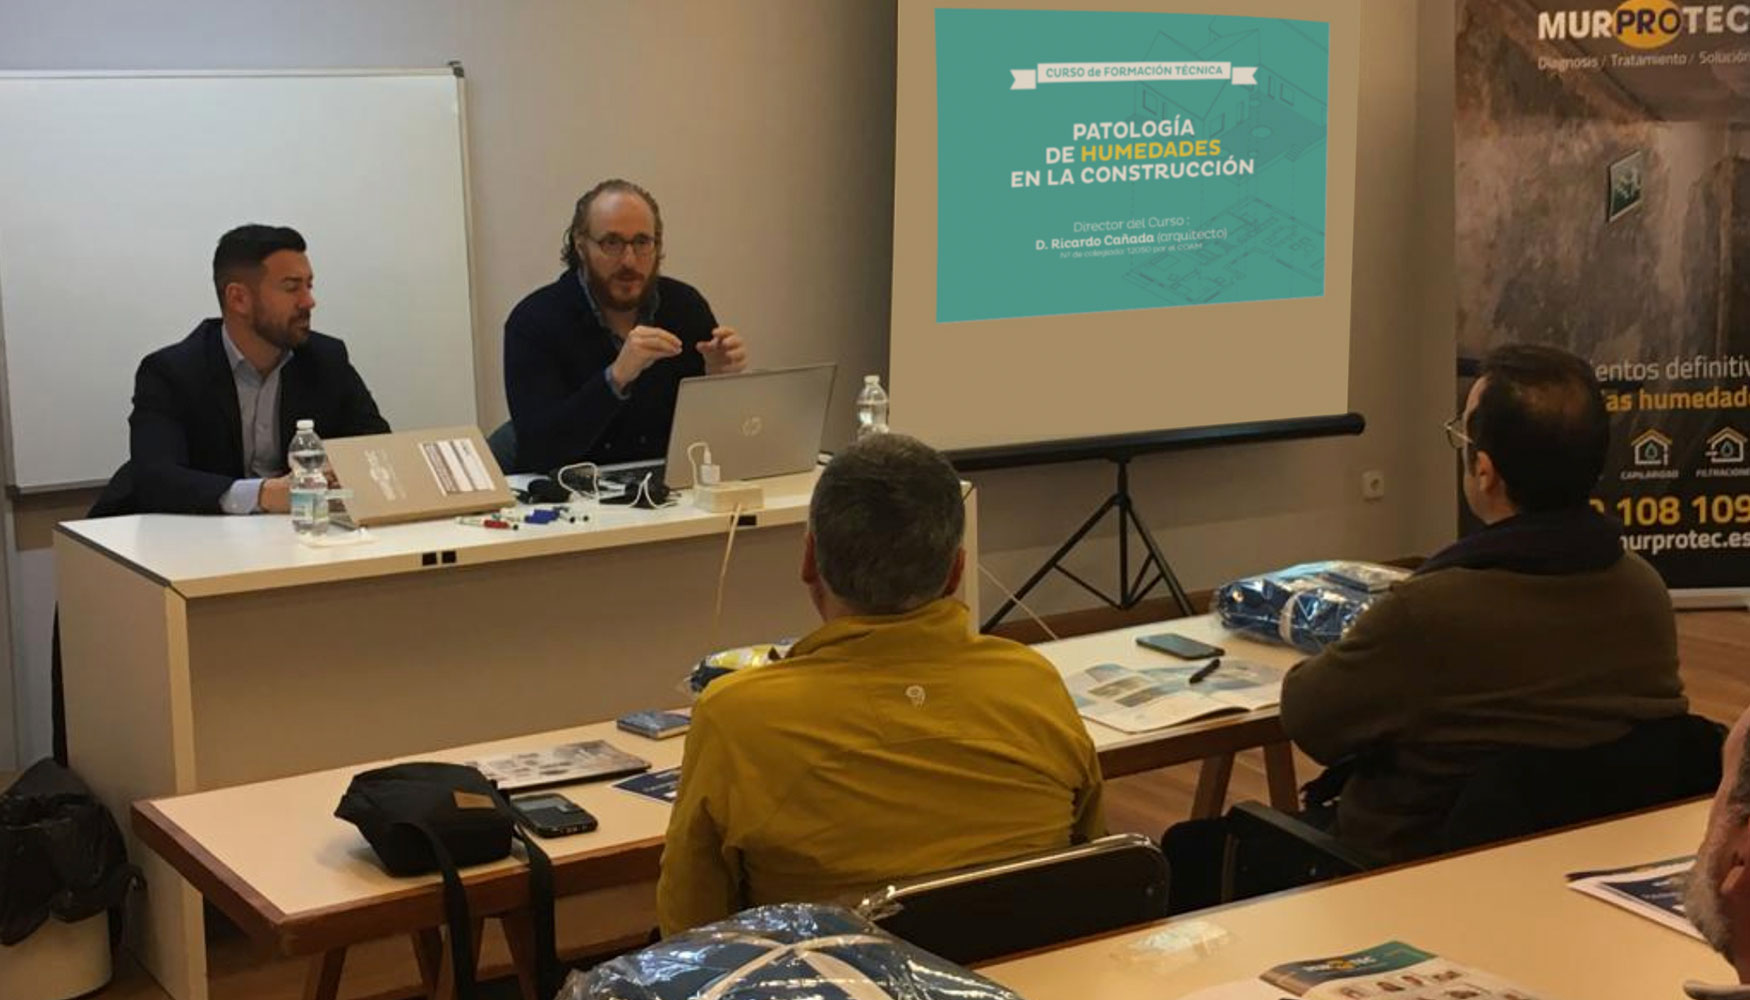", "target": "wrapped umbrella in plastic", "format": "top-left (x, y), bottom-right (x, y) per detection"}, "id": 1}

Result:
top-left (1213, 561), bottom-right (1408, 654)
top-left (559, 903), bottom-right (1023, 1000)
